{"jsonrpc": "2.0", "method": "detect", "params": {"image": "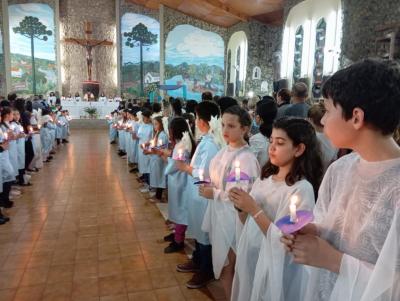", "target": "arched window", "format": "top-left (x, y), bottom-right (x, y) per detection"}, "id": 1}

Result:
top-left (281, 0), bottom-right (342, 89)
top-left (227, 49), bottom-right (232, 84)
top-left (313, 18), bottom-right (326, 87)
top-left (292, 26), bottom-right (304, 84)
top-left (227, 31), bottom-right (248, 97)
